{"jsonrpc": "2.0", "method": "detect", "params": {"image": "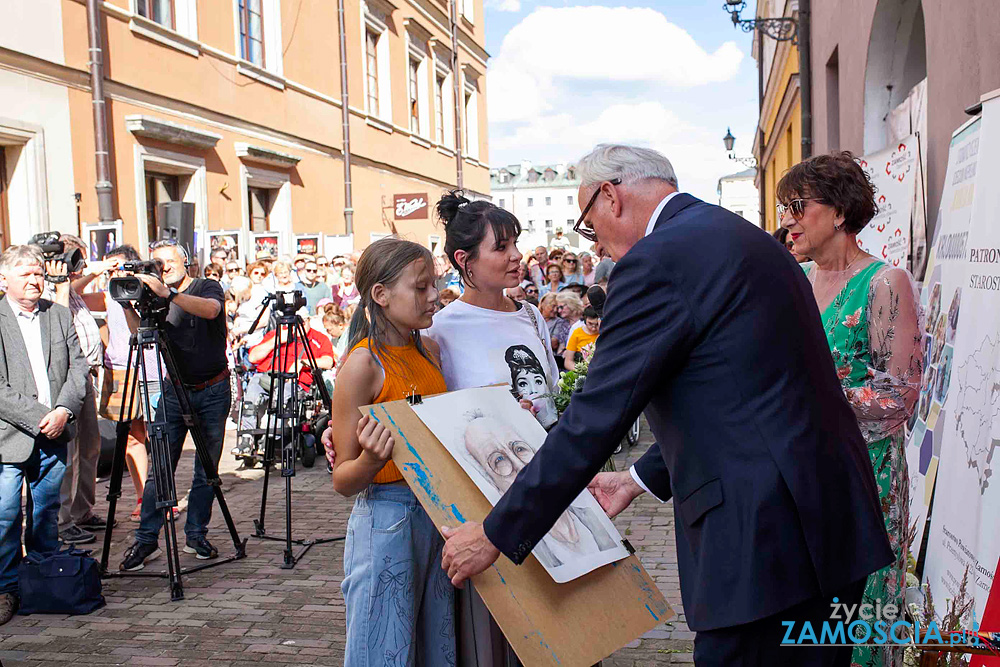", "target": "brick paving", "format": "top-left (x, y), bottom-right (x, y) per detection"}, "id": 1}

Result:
top-left (0, 419), bottom-right (694, 666)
